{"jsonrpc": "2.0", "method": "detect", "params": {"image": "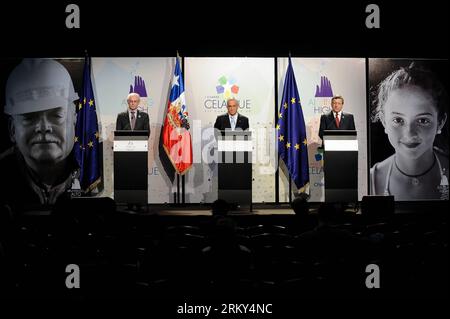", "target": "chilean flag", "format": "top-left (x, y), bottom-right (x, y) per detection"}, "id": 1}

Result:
top-left (162, 57), bottom-right (193, 175)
